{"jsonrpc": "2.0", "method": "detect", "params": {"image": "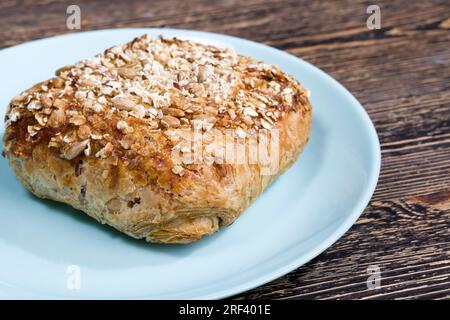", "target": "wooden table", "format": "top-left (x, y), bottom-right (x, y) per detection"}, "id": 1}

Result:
top-left (1, 0), bottom-right (449, 300)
